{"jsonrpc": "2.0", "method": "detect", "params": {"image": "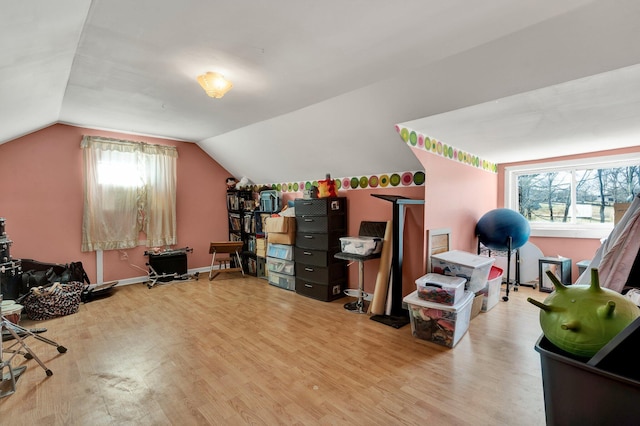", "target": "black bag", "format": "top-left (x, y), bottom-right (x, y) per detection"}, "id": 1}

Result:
top-left (17, 258), bottom-right (115, 304)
